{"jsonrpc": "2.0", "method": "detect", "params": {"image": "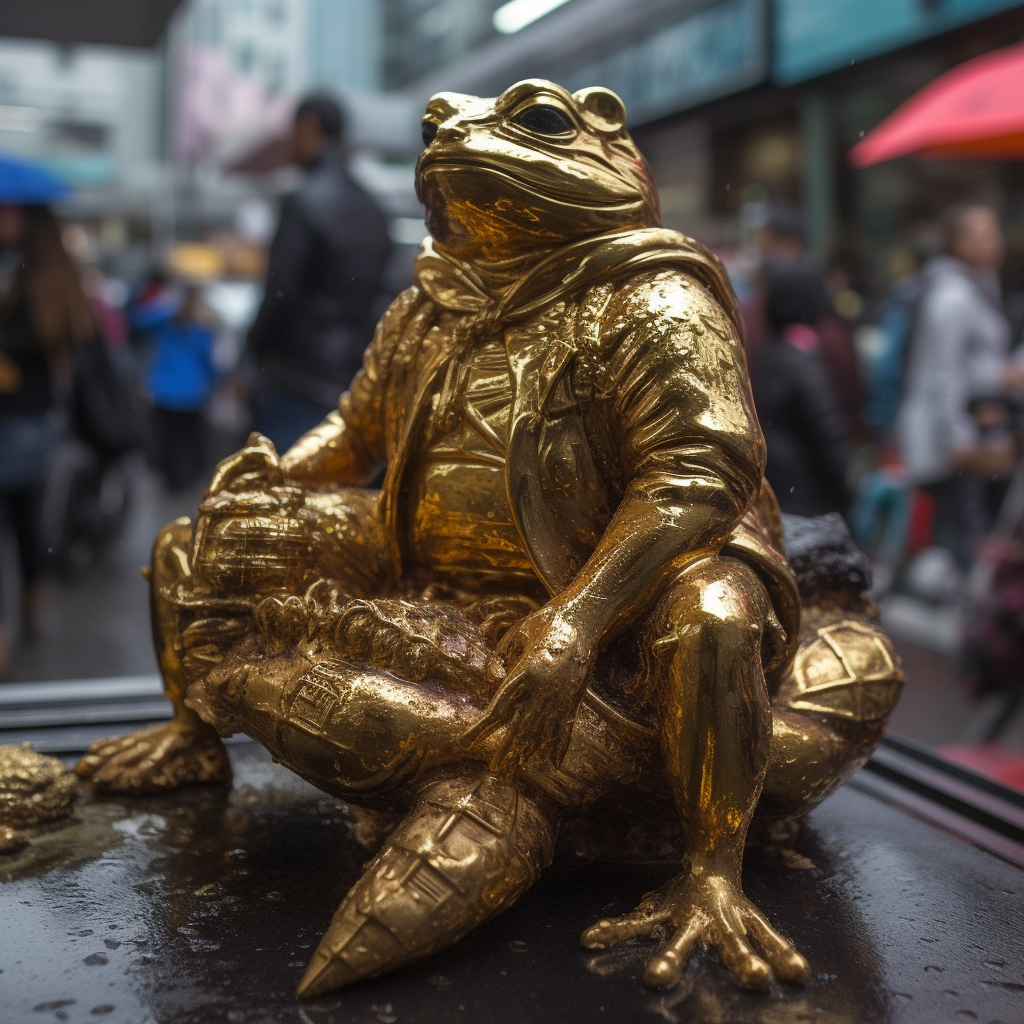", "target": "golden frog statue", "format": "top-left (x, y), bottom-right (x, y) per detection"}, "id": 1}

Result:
top-left (76, 80), bottom-right (903, 998)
